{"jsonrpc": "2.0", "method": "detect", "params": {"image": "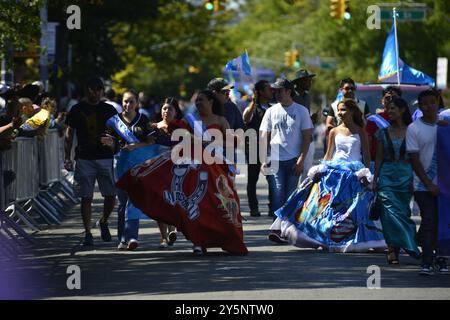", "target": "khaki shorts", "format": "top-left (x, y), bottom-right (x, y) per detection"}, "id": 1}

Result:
top-left (73, 159), bottom-right (116, 198)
